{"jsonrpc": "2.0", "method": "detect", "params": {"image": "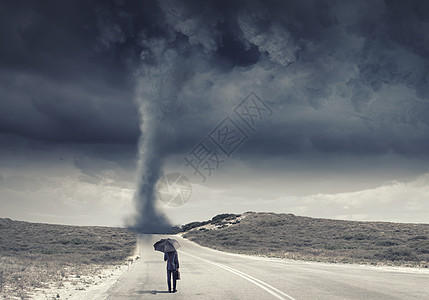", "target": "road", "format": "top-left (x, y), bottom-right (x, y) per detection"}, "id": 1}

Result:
top-left (106, 234), bottom-right (429, 299)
